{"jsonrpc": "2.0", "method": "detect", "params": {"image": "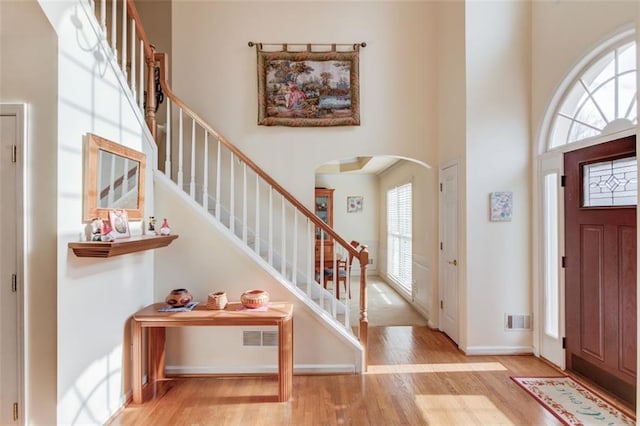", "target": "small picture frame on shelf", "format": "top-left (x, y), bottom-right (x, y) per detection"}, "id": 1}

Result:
top-left (108, 209), bottom-right (130, 238)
